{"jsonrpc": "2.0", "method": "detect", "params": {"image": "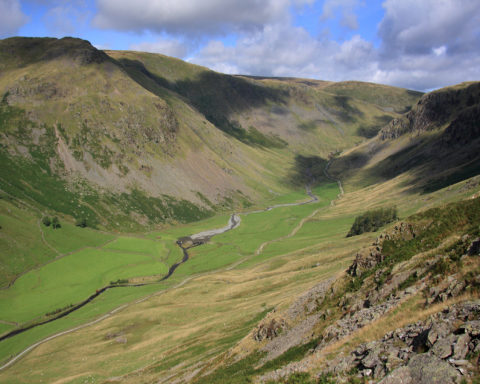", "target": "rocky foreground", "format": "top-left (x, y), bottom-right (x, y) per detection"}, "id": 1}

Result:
top-left (244, 198), bottom-right (480, 384)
